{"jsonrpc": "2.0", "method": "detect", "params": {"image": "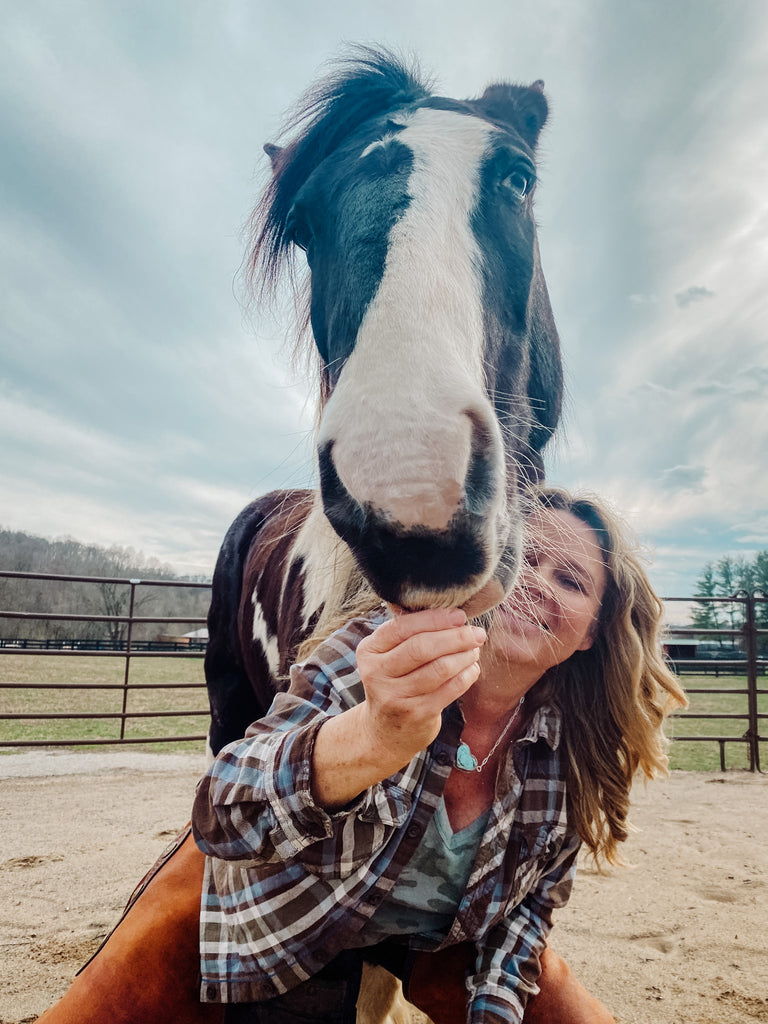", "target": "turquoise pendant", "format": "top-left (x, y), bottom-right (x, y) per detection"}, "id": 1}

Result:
top-left (456, 742), bottom-right (478, 772)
